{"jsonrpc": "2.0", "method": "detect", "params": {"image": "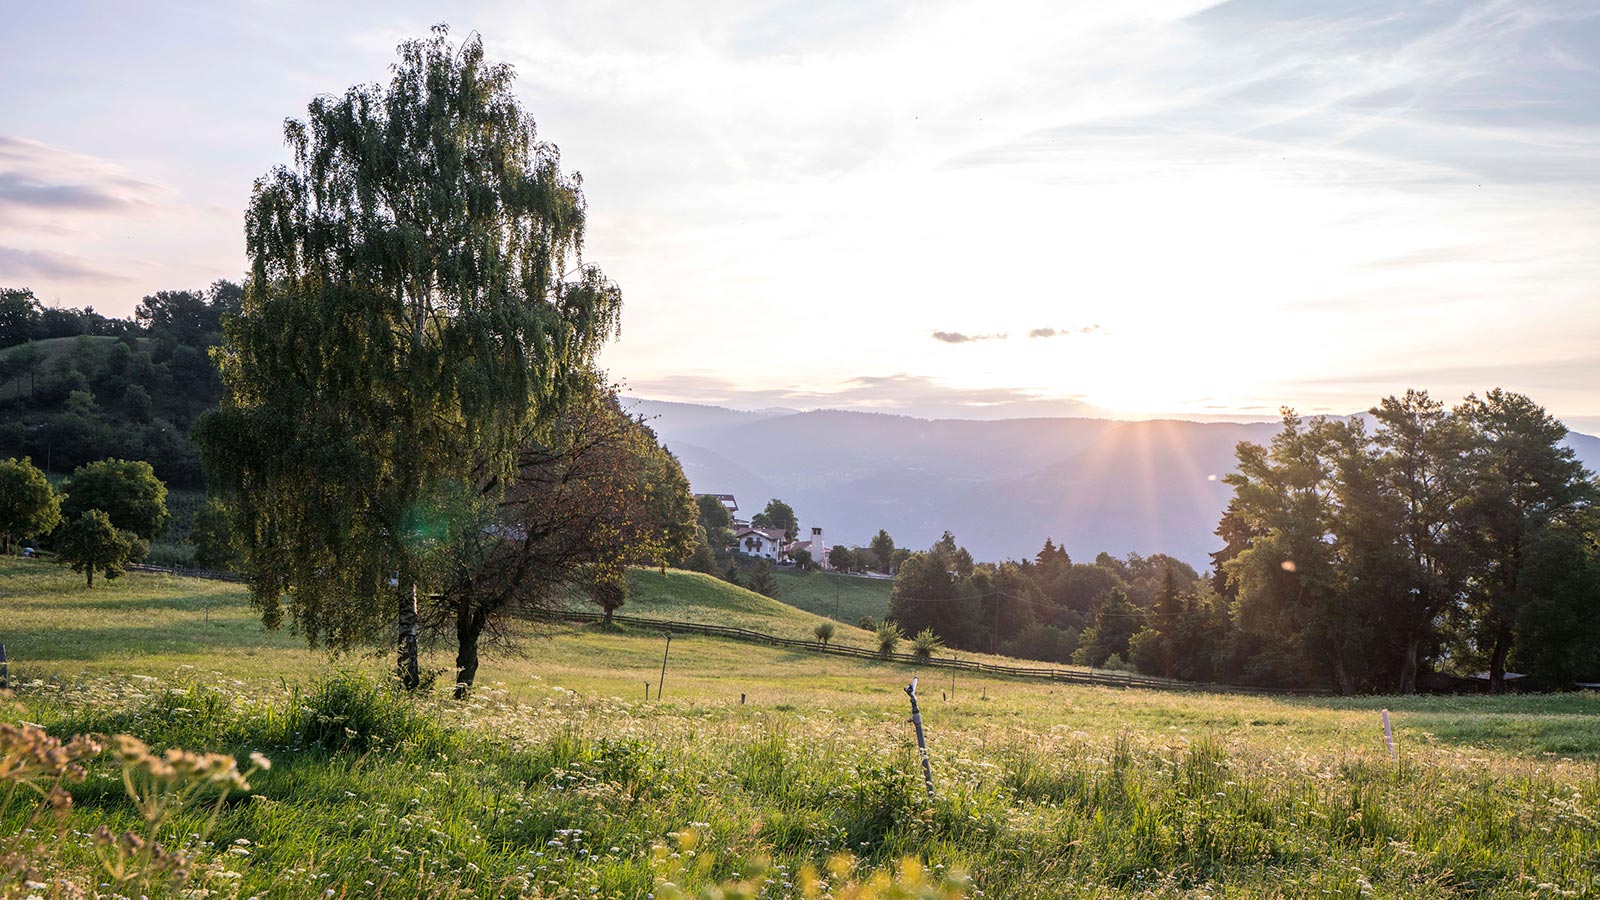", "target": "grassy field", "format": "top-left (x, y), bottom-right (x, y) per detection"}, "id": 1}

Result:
top-left (769, 569), bottom-right (893, 626)
top-left (4, 557), bottom-right (1600, 899)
